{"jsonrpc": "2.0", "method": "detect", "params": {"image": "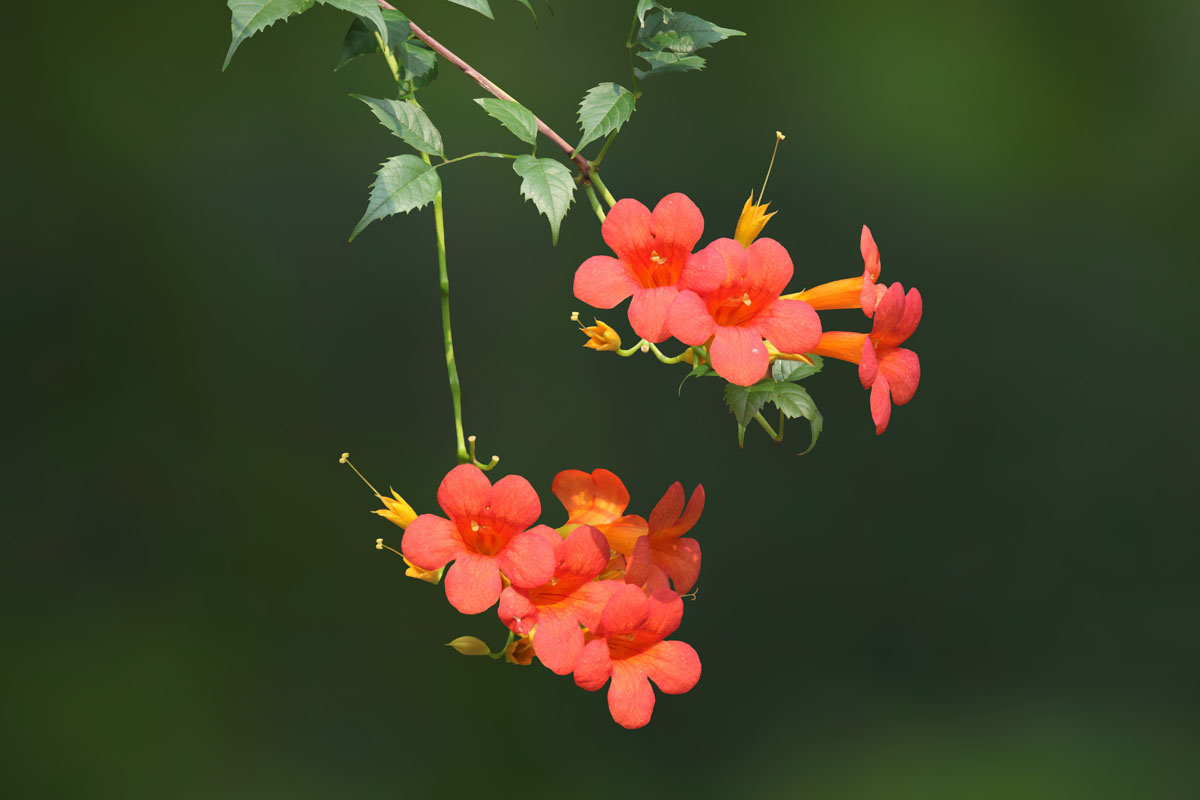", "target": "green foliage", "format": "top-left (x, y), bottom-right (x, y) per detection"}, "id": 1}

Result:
top-left (769, 382), bottom-right (823, 454)
top-left (336, 10), bottom-right (438, 92)
top-left (320, 0), bottom-right (388, 48)
top-left (475, 98), bottom-right (539, 146)
top-left (723, 371), bottom-right (825, 453)
top-left (513, 156), bottom-right (574, 245)
top-left (772, 354), bottom-right (824, 382)
top-left (354, 96), bottom-right (444, 156)
top-left (632, 3), bottom-right (744, 81)
top-left (575, 83), bottom-right (636, 153)
top-left (351, 155), bottom-right (441, 241)
top-left (514, 0), bottom-right (538, 25)
top-left (224, 0), bottom-right (314, 70)
top-left (723, 384), bottom-right (768, 448)
top-left (445, 0), bottom-right (494, 19)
